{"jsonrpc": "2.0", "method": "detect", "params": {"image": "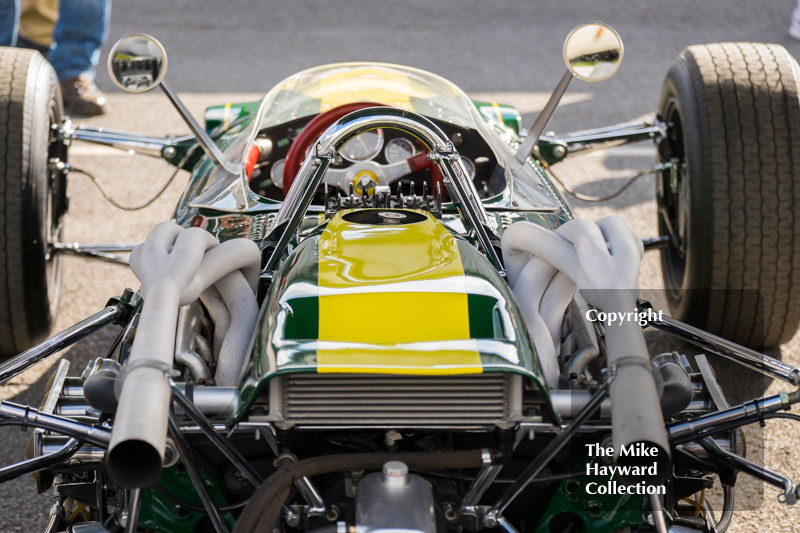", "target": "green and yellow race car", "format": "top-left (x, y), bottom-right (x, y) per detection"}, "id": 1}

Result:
top-left (1, 23), bottom-right (800, 533)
